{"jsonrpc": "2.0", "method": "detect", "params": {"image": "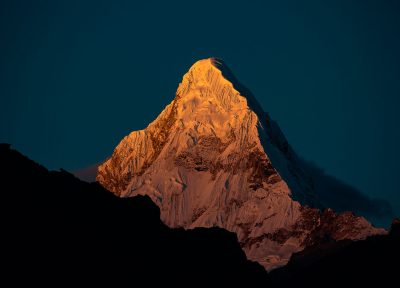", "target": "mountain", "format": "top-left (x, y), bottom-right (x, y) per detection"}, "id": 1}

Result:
top-left (97, 58), bottom-right (385, 270)
top-left (0, 144), bottom-right (268, 285)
